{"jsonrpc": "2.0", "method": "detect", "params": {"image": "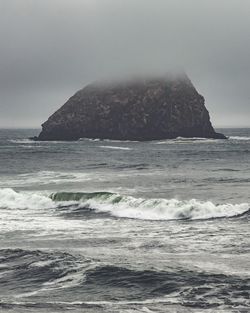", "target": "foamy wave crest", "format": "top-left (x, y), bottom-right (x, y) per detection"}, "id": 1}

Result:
top-left (99, 146), bottom-right (132, 150)
top-left (9, 139), bottom-right (34, 144)
top-left (155, 137), bottom-right (220, 144)
top-left (9, 139), bottom-right (67, 144)
top-left (51, 192), bottom-right (249, 220)
top-left (79, 138), bottom-right (139, 142)
top-left (79, 138), bottom-right (101, 142)
top-left (229, 136), bottom-right (250, 141)
top-left (0, 188), bottom-right (55, 210)
top-left (1, 171), bottom-right (93, 188)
